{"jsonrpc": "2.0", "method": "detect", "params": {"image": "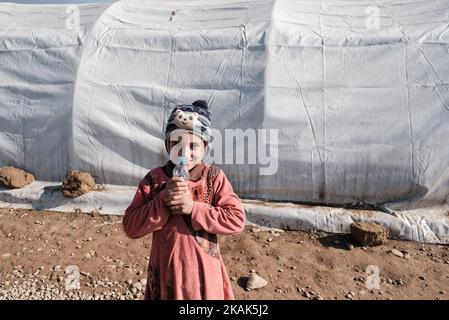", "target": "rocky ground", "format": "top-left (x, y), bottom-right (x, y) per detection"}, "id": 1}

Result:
top-left (0, 207), bottom-right (448, 300)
